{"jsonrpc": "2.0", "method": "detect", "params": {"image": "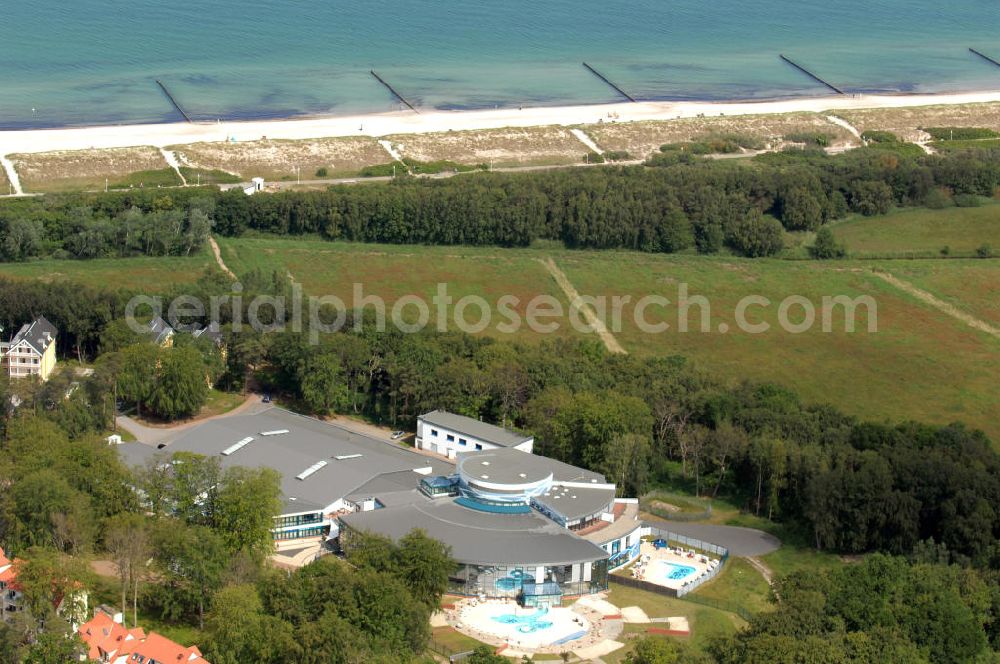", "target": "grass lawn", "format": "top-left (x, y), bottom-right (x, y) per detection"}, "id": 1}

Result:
top-left (558, 252), bottom-right (1000, 443)
top-left (198, 389), bottom-right (246, 418)
top-left (605, 583), bottom-right (744, 653)
top-left (830, 204), bottom-right (1000, 257)
top-left (0, 249), bottom-right (215, 290)
top-left (429, 626), bottom-right (486, 655)
top-left (688, 557), bottom-right (772, 615)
